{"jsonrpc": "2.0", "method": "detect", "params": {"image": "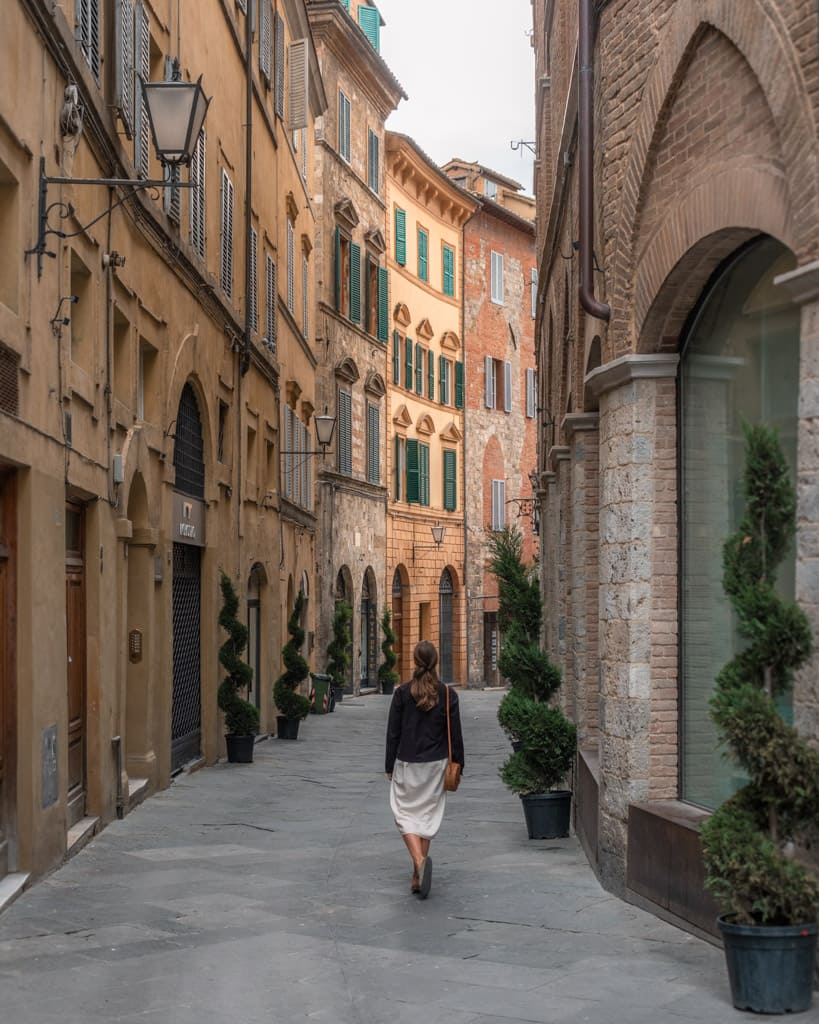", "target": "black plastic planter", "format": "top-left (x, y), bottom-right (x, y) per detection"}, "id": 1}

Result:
top-left (381, 681), bottom-right (395, 695)
top-left (276, 716), bottom-right (300, 740)
top-left (225, 734), bottom-right (255, 763)
top-left (520, 791), bottom-right (571, 839)
top-left (718, 916), bottom-right (817, 1015)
